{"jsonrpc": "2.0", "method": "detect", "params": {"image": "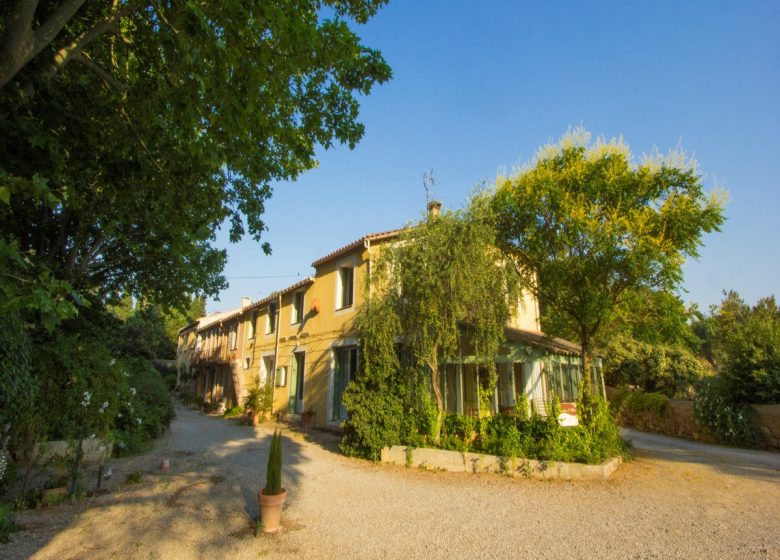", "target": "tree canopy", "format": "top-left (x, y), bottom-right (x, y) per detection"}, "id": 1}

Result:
top-left (0, 1), bottom-right (391, 323)
top-left (492, 128), bottom-right (725, 372)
